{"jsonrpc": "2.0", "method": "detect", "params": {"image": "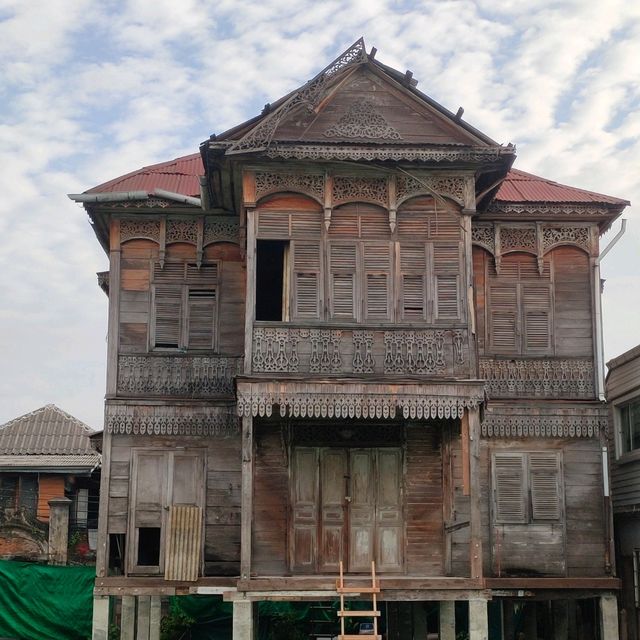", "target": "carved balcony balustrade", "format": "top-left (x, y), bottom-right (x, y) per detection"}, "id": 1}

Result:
top-left (250, 323), bottom-right (470, 378)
